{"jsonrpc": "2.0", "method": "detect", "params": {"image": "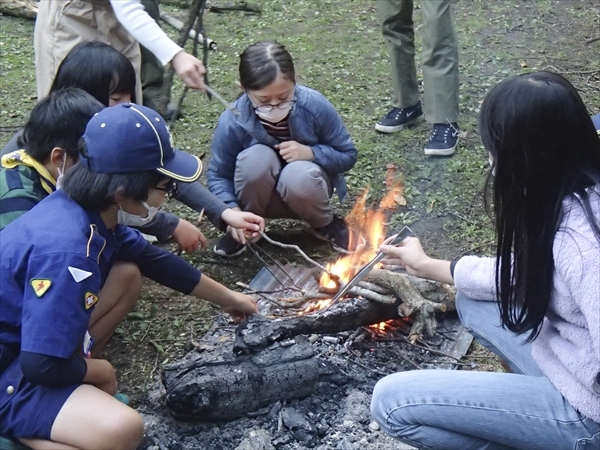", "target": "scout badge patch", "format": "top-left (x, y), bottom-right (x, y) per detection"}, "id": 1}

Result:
top-left (30, 279), bottom-right (52, 297)
top-left (84, 291), bottom-right (99, 309)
